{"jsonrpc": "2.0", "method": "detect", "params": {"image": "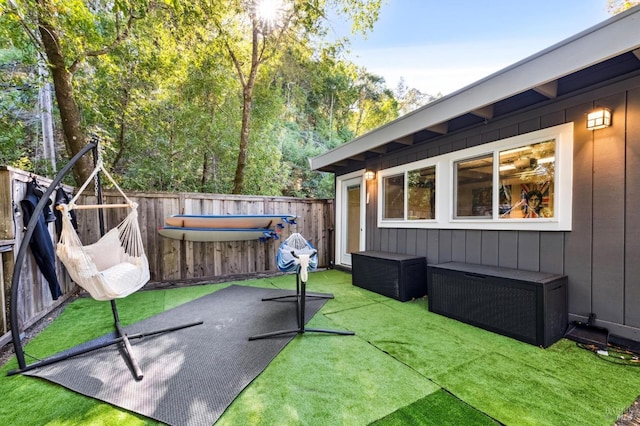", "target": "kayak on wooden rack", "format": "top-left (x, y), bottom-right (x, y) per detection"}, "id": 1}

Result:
top-left (164, 214), bottom-right (297, 229)
top-left (158, 226), bottom-right (280, 242)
